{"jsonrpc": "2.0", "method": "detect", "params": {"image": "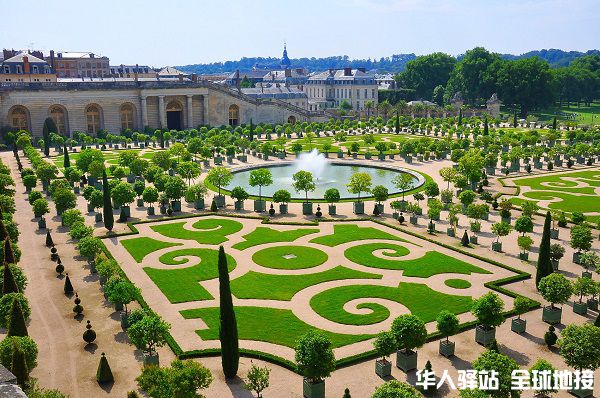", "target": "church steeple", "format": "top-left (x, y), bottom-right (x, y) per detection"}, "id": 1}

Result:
top-left (281, 42), bottom-right (291, 68)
